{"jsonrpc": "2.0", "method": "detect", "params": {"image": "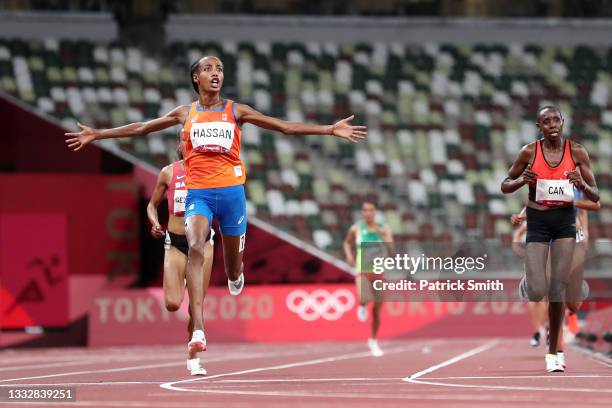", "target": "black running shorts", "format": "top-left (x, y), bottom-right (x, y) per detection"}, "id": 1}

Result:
top-left (165, 232), bottom-right (189, 256)
top-left (164, 230), bottom-right (213, 256)
top-left (526, 206), bottom-right (576, 243)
